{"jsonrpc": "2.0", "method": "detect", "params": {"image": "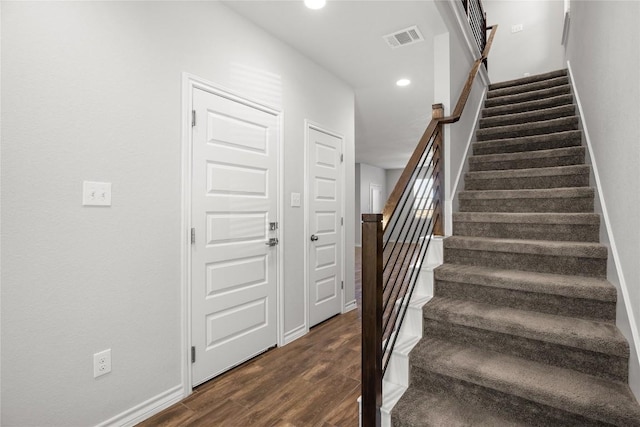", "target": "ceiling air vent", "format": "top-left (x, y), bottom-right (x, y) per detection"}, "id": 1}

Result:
top-left (383, 26), bottom-right (424, 49)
